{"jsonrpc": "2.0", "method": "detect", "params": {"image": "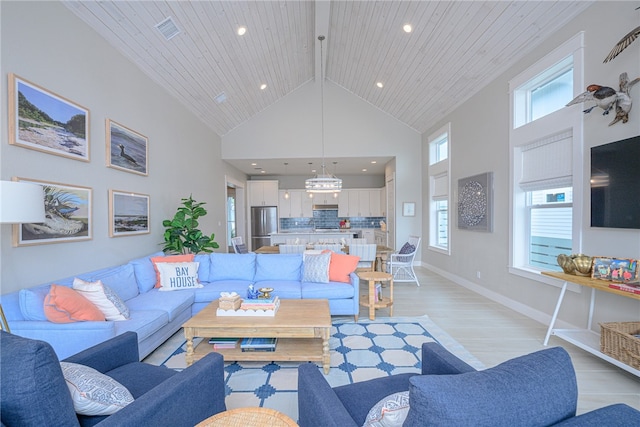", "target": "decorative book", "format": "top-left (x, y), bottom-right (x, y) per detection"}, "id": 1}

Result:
top-left (608, 282), bottom-right (640, 295)
top-left (240, 337), bottom-right (277, 352)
